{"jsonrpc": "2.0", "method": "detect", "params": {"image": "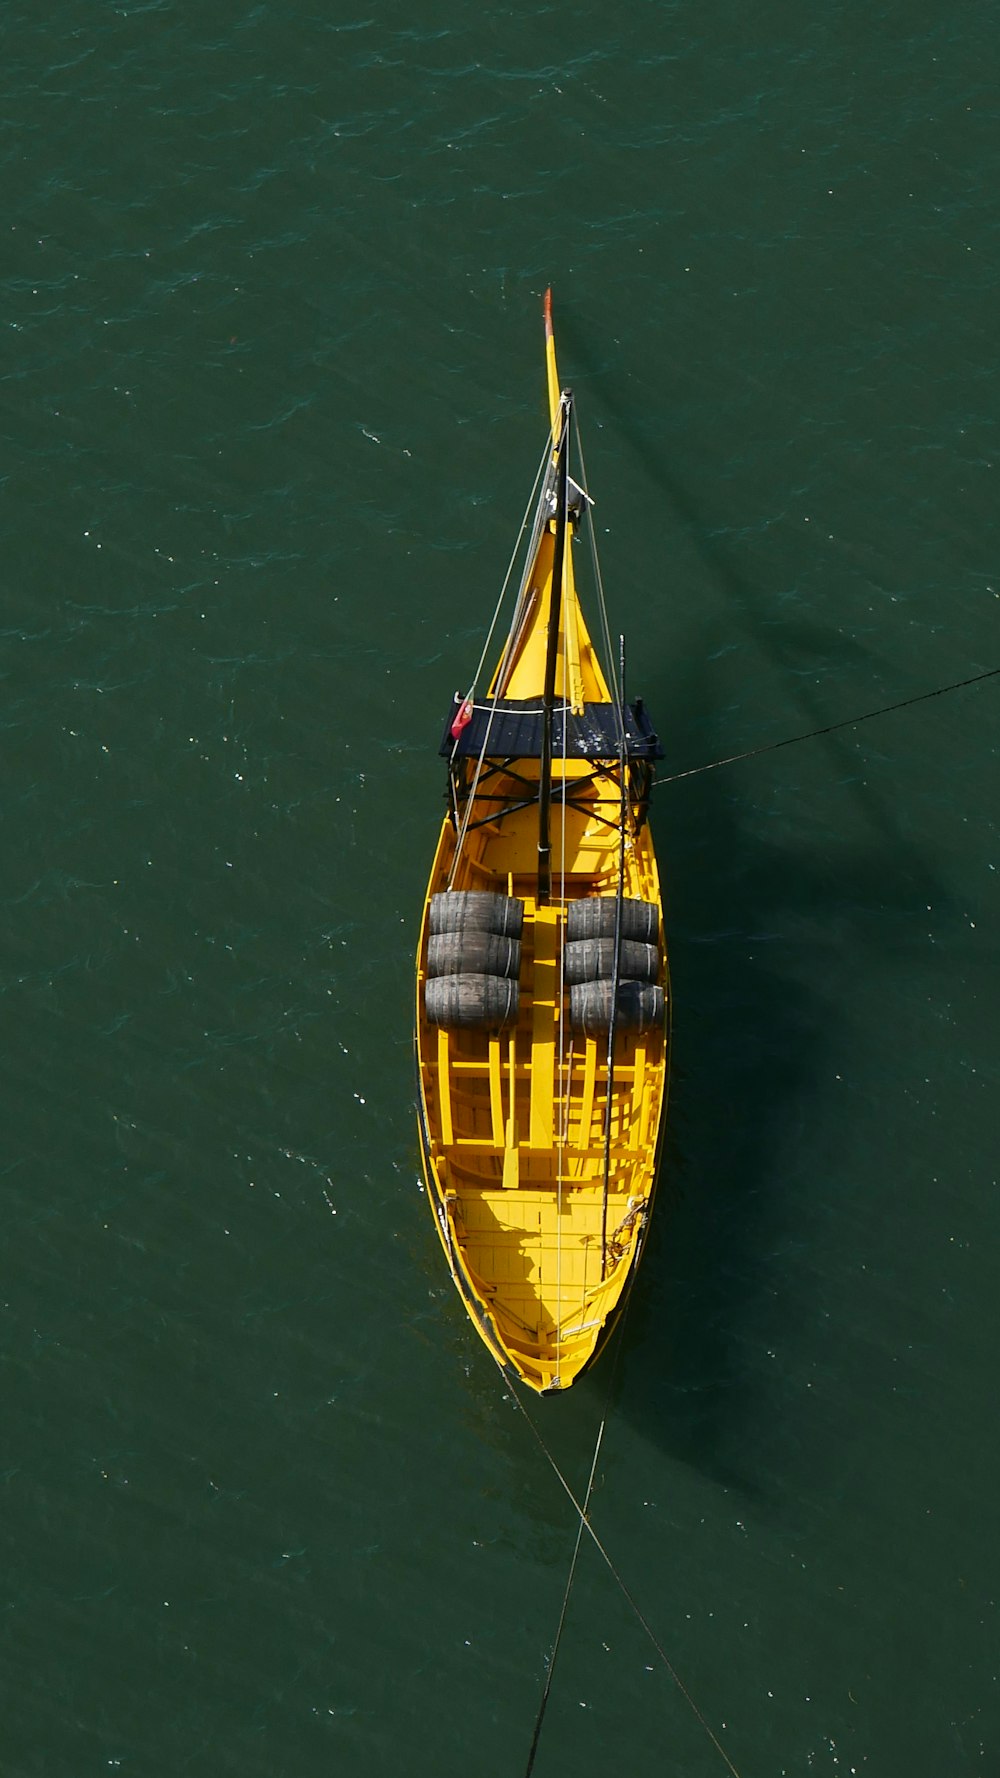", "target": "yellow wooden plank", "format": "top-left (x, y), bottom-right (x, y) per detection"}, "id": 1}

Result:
top-left (488, 1038), bottom-right (505, 1146)
top-left (502, 1122), bottom-right (520, 1191)
top-left (503, 1026), bottom-right (520, 1189)
top-left (630, 1043), bottom-right (646, 1149)
top-left (436, 1028), bottom-right (453, 1147)
top-left (529, 908), bottom-right (559, 1149)
top-left (639, 1066), bottom-right (656, 1151)
top-left (579, 1038), bottom-right (597, 1146)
